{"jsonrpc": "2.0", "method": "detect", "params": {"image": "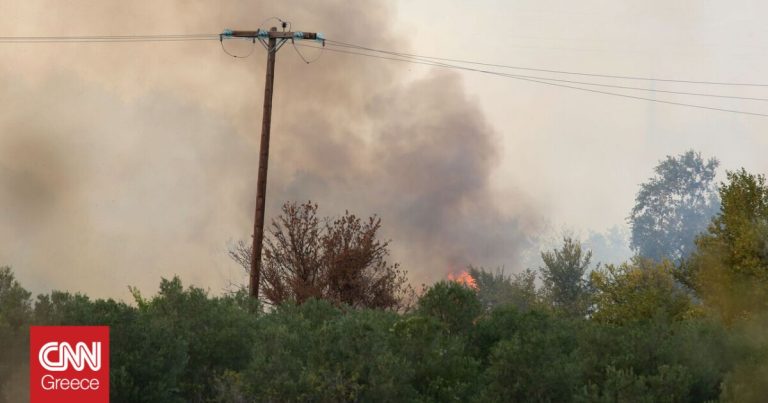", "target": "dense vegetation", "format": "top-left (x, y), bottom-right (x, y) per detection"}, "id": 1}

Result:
top-left (2, 151), bottom-right (768, 402)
